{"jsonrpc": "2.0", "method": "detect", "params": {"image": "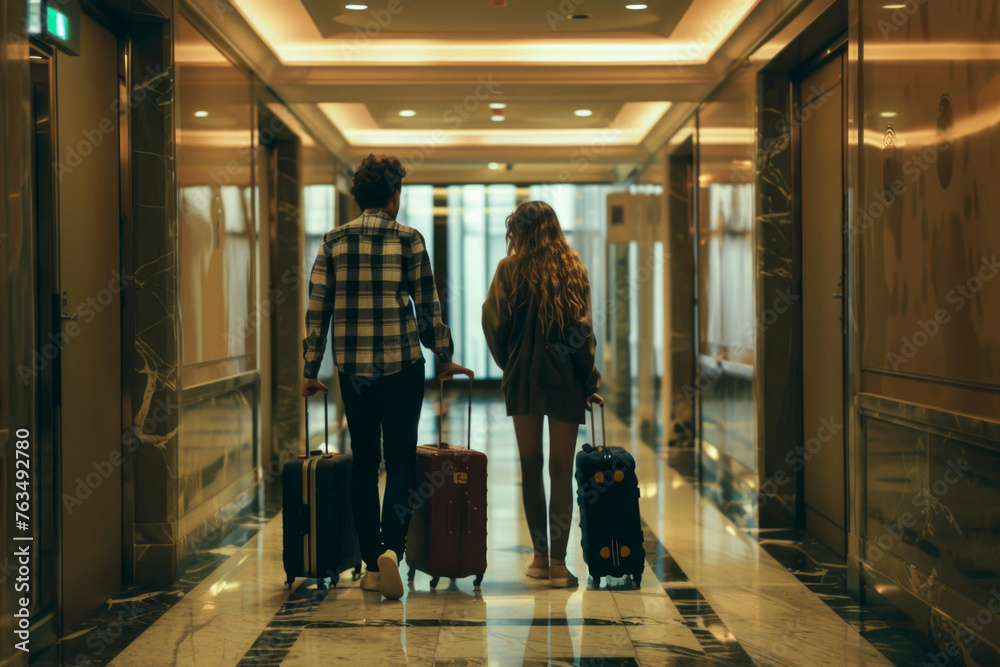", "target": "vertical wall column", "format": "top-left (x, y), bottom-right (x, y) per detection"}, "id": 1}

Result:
top-left (269, 140), bottom-right (304, 459)
top-left (754, 70), bottom-right (803, 529)
top-left (127, 16), bottom-right (182, 586)
top-left (667, 147), bottom-right (695, 446)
